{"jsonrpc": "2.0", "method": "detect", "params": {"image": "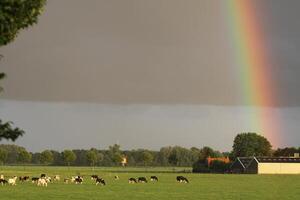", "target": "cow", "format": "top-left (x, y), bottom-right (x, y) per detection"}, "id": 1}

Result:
top-left (54, 175), bottom-right (60, 181)
top-left (74, 176), bottom-right (83, 184)
top-left (114, 175), bottom-right (119, 180)
top-left (71, 176), bottom-right (82, 183)
top-left (0, 179), bottom-right (8, 185)
top-left (95, 177), bottom-right (106, 186)
top-left (45, 177), bottom-right (52, 183)
top-left (64, 178), bottom-right (70, 184)
top-left (128, 178), bottom-right (137, 184)
top-left (37, 178), bottom-right (47, 187)
top-left (8, 176), bottom-right (17, 186)
top-left (91, 175), bottom-right (98, 180)
top-left (138, 177), bottom-right (147, 183)
top-left (150, 176), bottom-right (158, 182)
top-left (176, 176), bottom-right (189, 183)
top-left (19, 176), bottom-right (30, 182)
top-left (32, 177), bottom-right (39, 183)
